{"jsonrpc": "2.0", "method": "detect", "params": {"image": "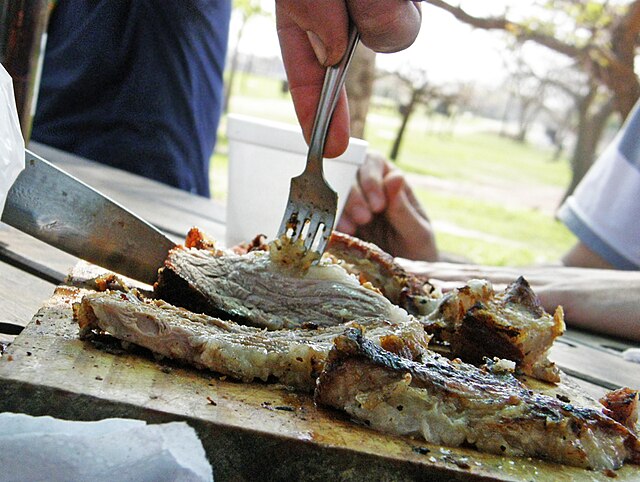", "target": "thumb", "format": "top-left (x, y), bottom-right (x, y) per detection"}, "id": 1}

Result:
top-left (383, 171), bottom-right (405, 201)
